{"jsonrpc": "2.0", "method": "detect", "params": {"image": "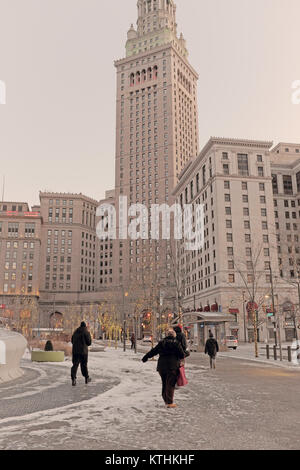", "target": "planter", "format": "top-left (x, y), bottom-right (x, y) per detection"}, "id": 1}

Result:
top-left (31, 350), bottom-right (65, 362)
